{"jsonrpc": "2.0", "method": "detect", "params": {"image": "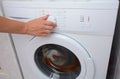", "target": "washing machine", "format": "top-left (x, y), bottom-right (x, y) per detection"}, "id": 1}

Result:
top-left (2, 0), bottom-right (119, 79)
